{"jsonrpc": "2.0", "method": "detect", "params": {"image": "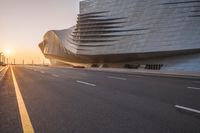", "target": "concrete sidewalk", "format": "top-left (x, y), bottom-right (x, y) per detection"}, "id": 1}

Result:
top-left (31, 65), bottom-right (200, 79)
top-left (87, 68), bottom-right (200, 79)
